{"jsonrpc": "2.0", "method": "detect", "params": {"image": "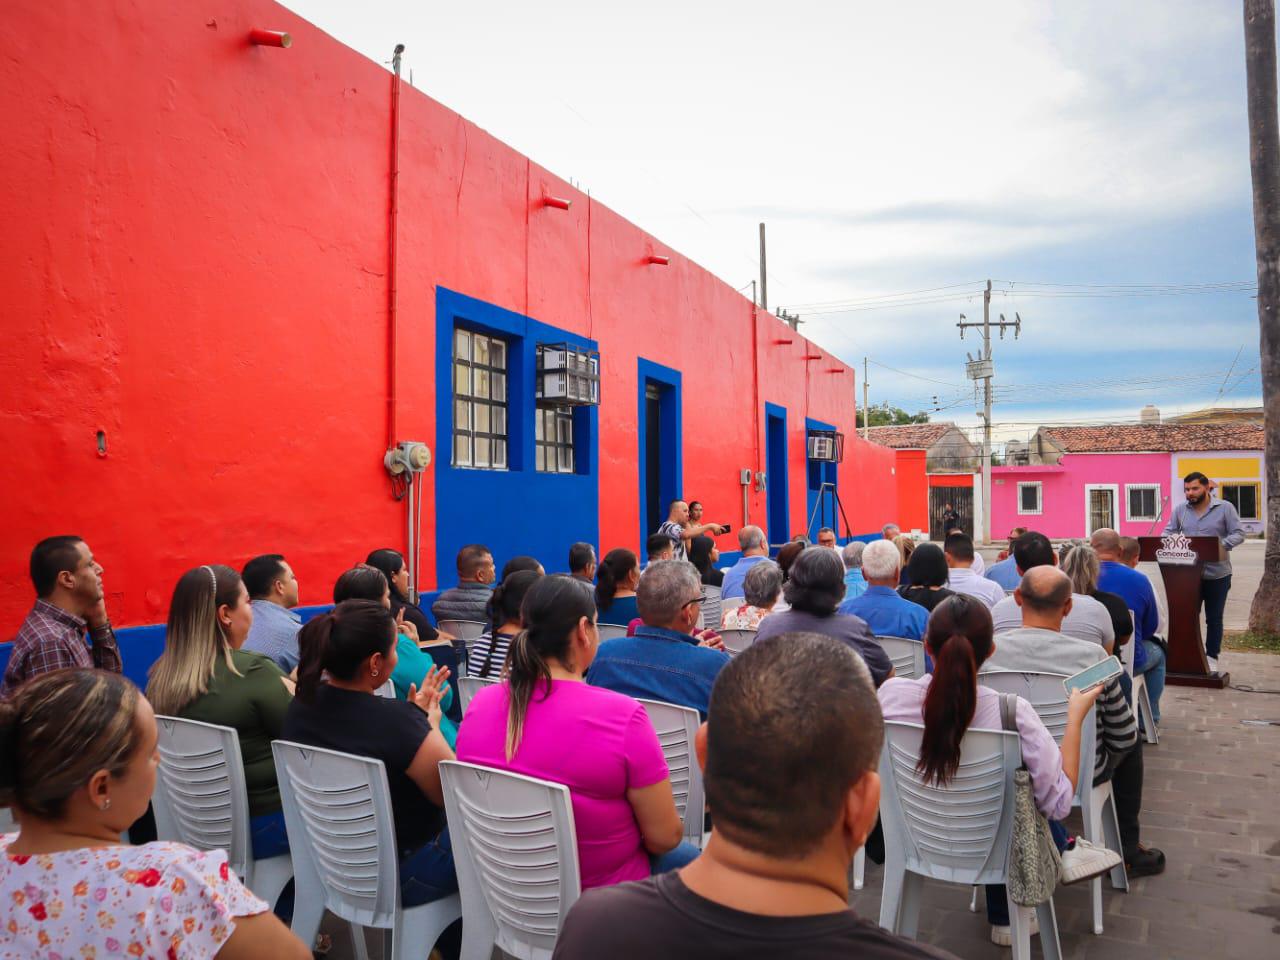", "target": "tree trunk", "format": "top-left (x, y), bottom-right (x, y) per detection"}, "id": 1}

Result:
top-left (1245, 0), bottom-right (1280, 634)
